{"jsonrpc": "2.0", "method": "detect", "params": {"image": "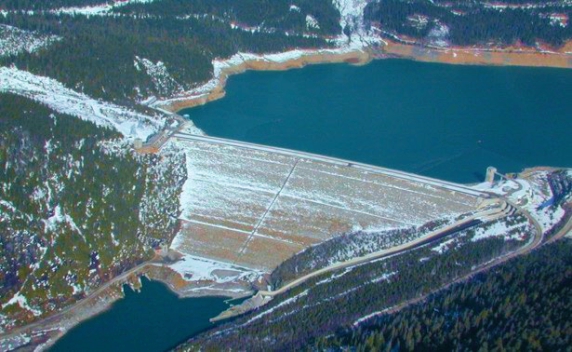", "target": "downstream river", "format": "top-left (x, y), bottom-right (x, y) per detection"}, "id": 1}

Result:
top-left (49, 278), bottom-right (229, 352)
top-left (51, 59), bottom-right (571, 351)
